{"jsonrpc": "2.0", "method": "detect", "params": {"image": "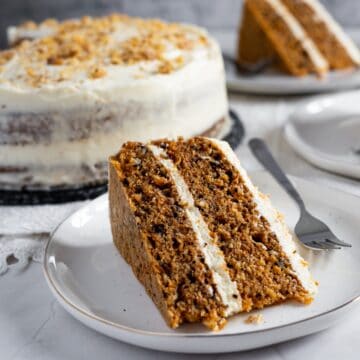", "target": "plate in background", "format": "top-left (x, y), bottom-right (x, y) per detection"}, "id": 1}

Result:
top-left (284, 92), bottom-right (360, 179)
top-left (225, 56), bottom-right (360, 95)
top-left (43, 171), bottom-right (360, 353)
top-left (222, 31), bottom-right (360, 95)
